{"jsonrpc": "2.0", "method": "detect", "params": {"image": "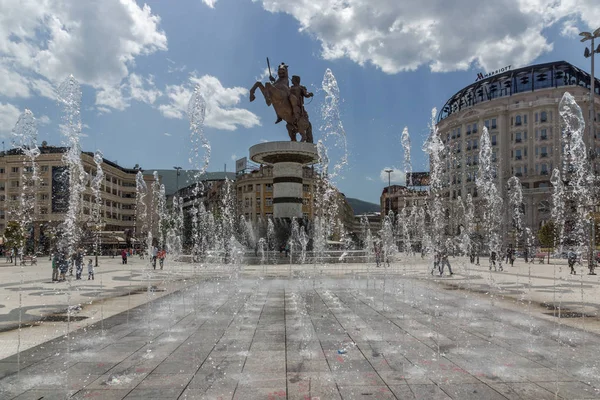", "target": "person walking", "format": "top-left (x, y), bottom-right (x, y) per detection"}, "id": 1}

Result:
top-left (151, 245), bottom-right (158, 269)
top-left (121, 249), bottom-right (128, 265)
top-left (431, 251), bottom-right (441, 275)
top-left (51, 253), bottom-right (59, 282)
top-left (87, 259), bottom-right (94, 280)
top-left (439, 249), bottom-right (454, 276)
top-left (567, 249), bottom-right (578, 275)
top-left (490, 250), bottom-right (503, 271)
top-left (74, 251), bottom-right (83, 280)
top-left (158, 249), bottom-right (166, 270)
top-left (58, 253), bottom-right (68, 281)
